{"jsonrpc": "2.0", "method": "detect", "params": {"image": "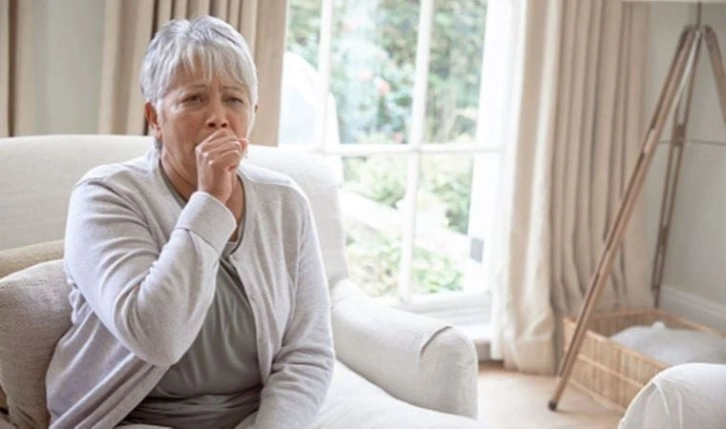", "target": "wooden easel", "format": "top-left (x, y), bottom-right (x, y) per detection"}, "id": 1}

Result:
top-left (548, 9), bottom-right (726, 411)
